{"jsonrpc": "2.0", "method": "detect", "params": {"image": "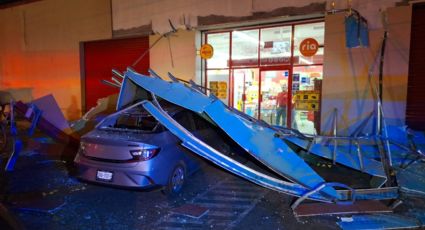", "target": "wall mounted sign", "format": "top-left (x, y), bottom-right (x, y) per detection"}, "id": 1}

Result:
top-left (200, 44), bottom-right (214, 59)
top-left (294, 90), bottom-right (320, 111)
top-left (299, 38), bottom-right (319, 57)
top-left (230, 56), bottom-right (298, 67)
